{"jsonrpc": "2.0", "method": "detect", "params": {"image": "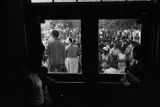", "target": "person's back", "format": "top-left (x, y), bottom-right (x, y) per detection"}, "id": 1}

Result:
top-left (65, 38), bottom-right (79, 73)
top-left (46, 30), bottom-right (66, 72)
top-left (125, 45), bottom-right (143, 84)
top-left (48, 39), bottom-right (65, 65)
top-left (66, 44), bottom-right (78, 58)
